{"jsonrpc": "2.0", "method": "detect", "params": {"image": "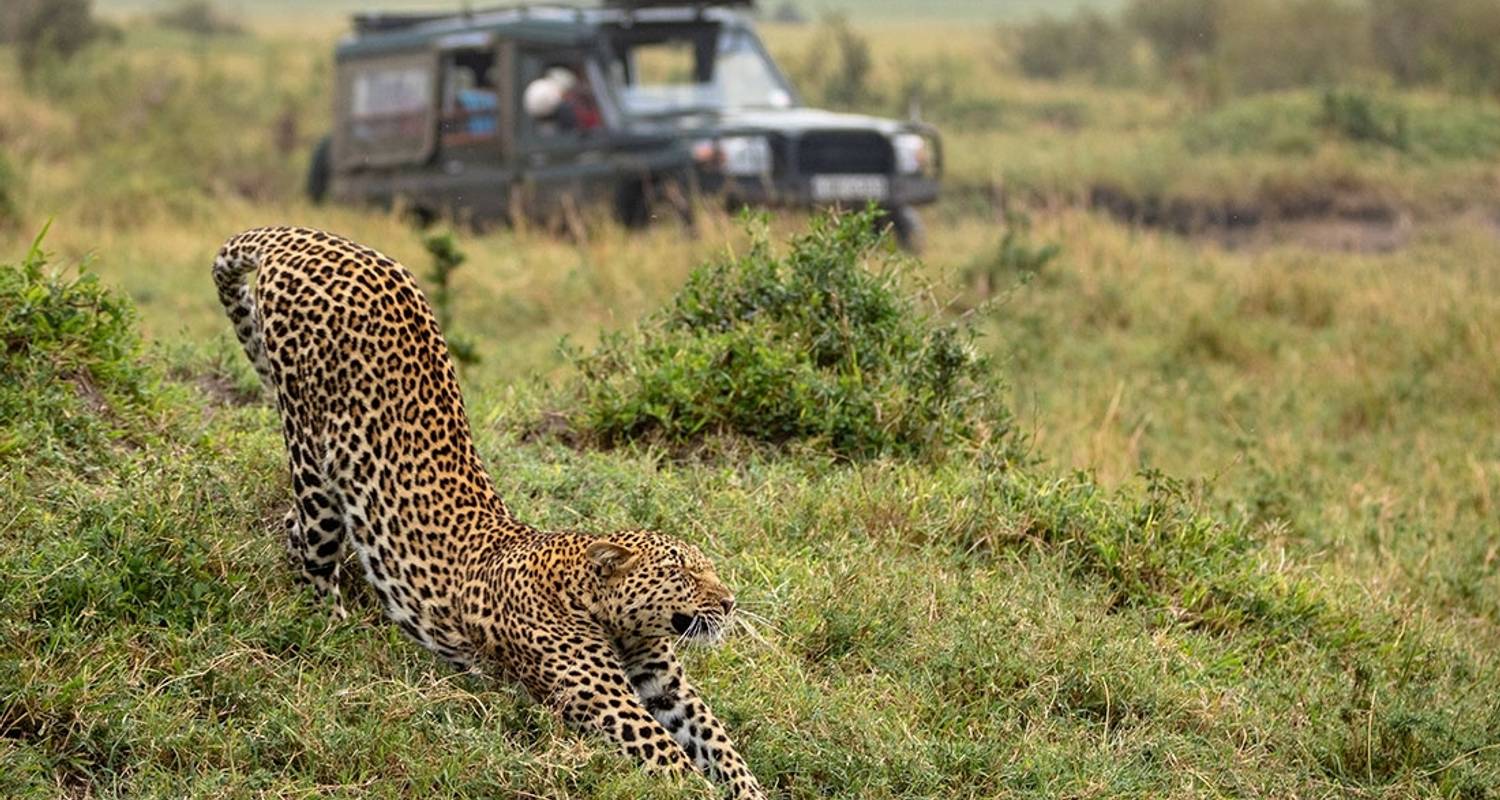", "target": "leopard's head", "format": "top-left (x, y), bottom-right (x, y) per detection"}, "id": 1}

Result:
top-left (586, 531), bottom-right (737, 645)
